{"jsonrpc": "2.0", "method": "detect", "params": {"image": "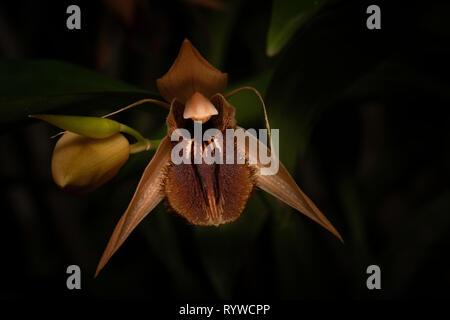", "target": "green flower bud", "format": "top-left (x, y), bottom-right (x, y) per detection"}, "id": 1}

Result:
top-left (51, 132), bottom-right (130, 194)
top-left (29, 114), bottom-right (122, 139)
